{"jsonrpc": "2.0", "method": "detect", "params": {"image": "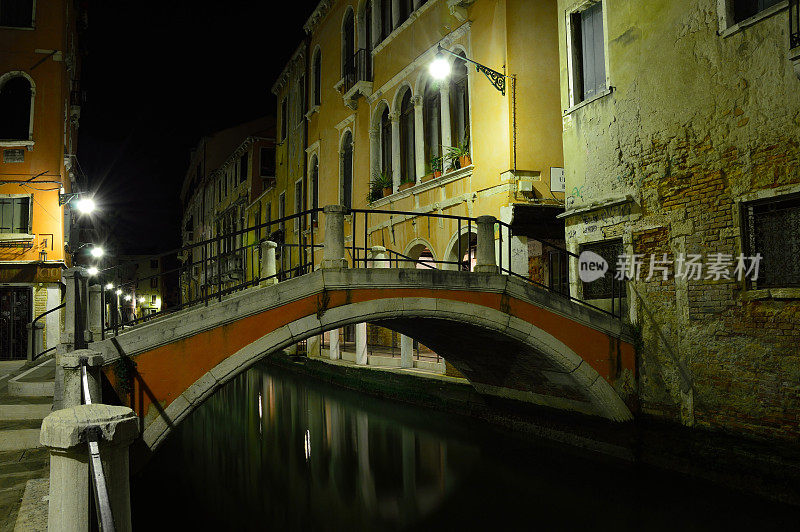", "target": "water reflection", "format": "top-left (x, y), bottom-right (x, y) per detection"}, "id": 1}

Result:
top-left (133, 363), bottom-right (479, 530)
top-left (133, 363), bottom-right (800, 531)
